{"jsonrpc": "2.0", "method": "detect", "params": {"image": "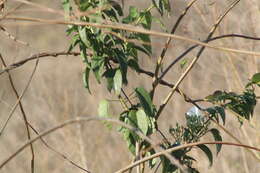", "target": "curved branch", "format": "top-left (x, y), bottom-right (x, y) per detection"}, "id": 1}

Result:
top-left (151, 0), bottom-right (199, 99)
top-left (0, 117), bottom-right (186, 172)
top-left (159, 33), bottom-right (260, 82)
top-left (0, 51), bottom-right (80, 75)
top-left (116, 141), bottom-right (260, 173)
top-left (155, 0), bottom-right (241, 119)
